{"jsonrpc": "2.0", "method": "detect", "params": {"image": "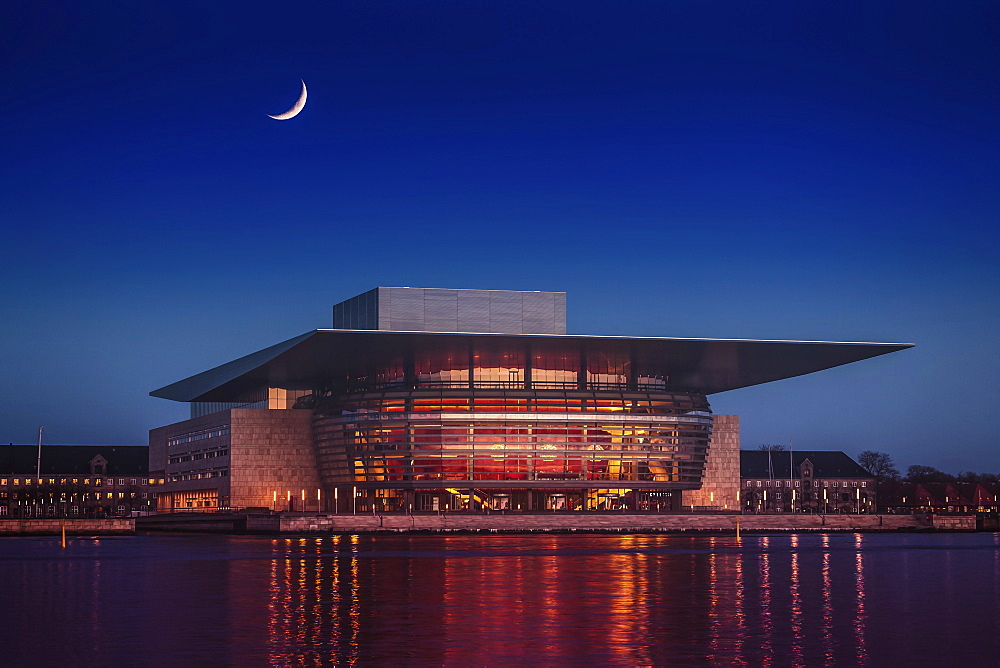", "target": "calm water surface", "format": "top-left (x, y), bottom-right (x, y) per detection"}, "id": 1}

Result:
top-left (1, 532), bottom-right (998, 666)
